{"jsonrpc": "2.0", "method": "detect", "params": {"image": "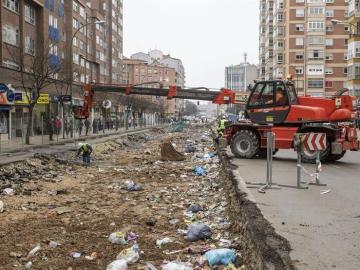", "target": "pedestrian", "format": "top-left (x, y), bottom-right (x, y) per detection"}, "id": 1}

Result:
top-left (77, 142), bottom-right (93, 165)
top-left (48, 116), bottom-right (54, 141)
top-left (85, 118), bottom-right (90, 136)
top-left (78, 120), bottom-right (84, 137)
top-left (54, 115), bottom-right (62, 135)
